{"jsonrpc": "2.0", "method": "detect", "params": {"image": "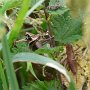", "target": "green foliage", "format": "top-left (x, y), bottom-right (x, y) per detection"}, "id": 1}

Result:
top-left (8, 0), bottom-right (32, 48)
top-left (35, 46), bottom-right (63, 59)
top-left (25, 0), bottom-right (45, 17)
top-left (0, 0), bottom-right (22, 14)
top-left (22, 80), bottom-right (62, 90)
top-left (12, 52), bottom-right (71, 82)
top-left (12, 42), bottom-right (38, 80)
top-left (2, 35), bottom-right (19, 90)
top-left (0, 0), bottom-right (81, 90)
top-left (49, 0), bottom-right (66, 7)
top-left (31, 0), bottom-right (40, 7)
top-left (48, 7), bottom-right (69, 15)
top-left (0, 78), bottom-right (3, 90)
top-left (12, 42), bottom-right (39, 80)
top-left (0, 60), bottom-right (8, 90)
top-left (11, 42), bottom-right (31, 54)
top-left (27, 62), bottom-right (39, 80)
top-left (41, 21), bottom-right (48, 31)
top-left (50, 10), bottom-right (83, 44)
